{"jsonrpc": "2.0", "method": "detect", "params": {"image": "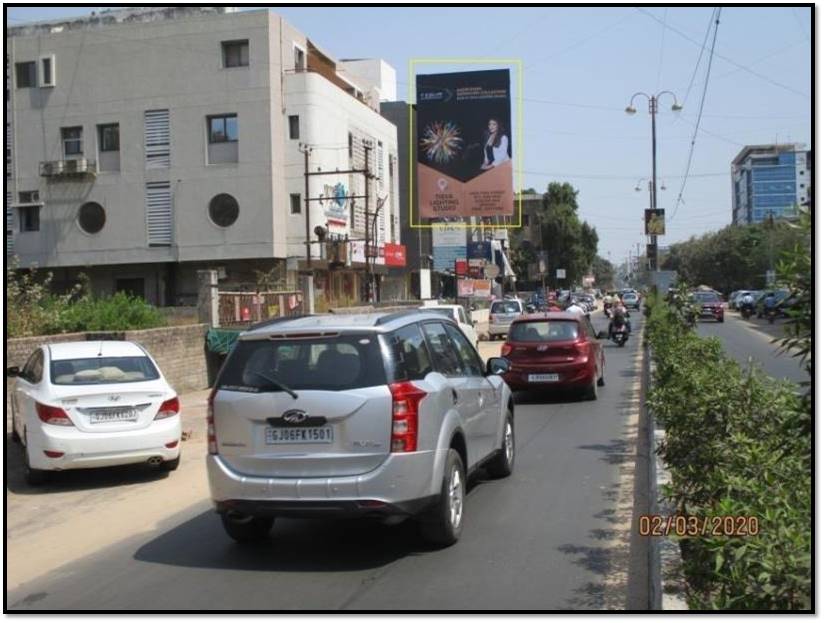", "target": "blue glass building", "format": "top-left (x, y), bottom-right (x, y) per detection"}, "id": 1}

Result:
top-left (731, 144), bottom-right (810, 225)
